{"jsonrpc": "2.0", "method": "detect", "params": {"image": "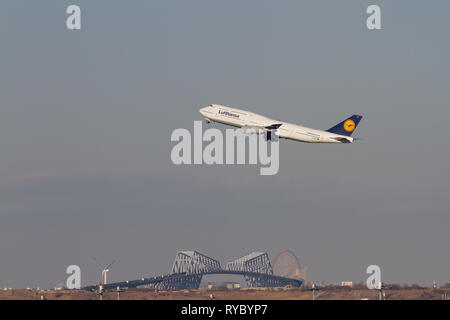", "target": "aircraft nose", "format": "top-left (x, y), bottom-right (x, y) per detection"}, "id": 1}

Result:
top-left (199, 106), bottom-right (209, 115)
